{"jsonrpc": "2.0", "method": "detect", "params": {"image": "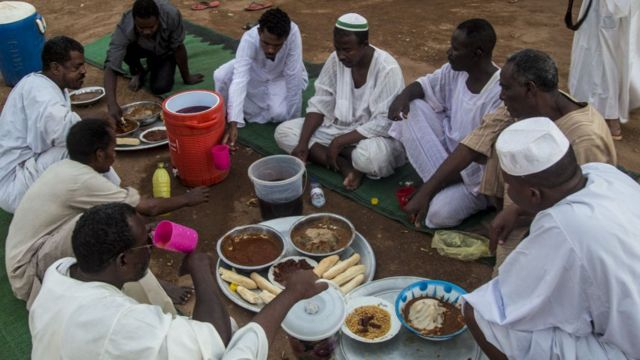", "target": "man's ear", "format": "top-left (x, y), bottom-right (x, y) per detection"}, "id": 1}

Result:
top-left (95, 148), bottom-right (106, 163)
top-left (524, 80), bottom-right (537, 97)
top-left (474, 47), bottom-right (484, 58)
top-left (49, 62), bottom-right (62, 76)
top-left (116, 252), bottom-right (127, 268)
top-left (529, 187), bottom-right (542, 205)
